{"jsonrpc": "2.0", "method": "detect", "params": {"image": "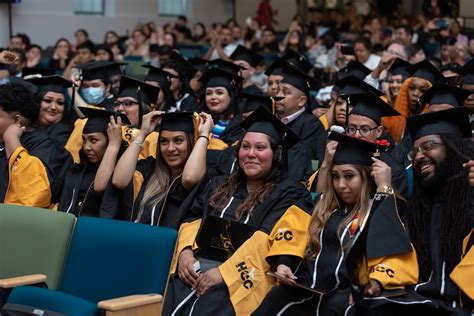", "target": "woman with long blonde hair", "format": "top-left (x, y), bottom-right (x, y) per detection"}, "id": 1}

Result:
top-left (254, 133), bottom-right (418, 316)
